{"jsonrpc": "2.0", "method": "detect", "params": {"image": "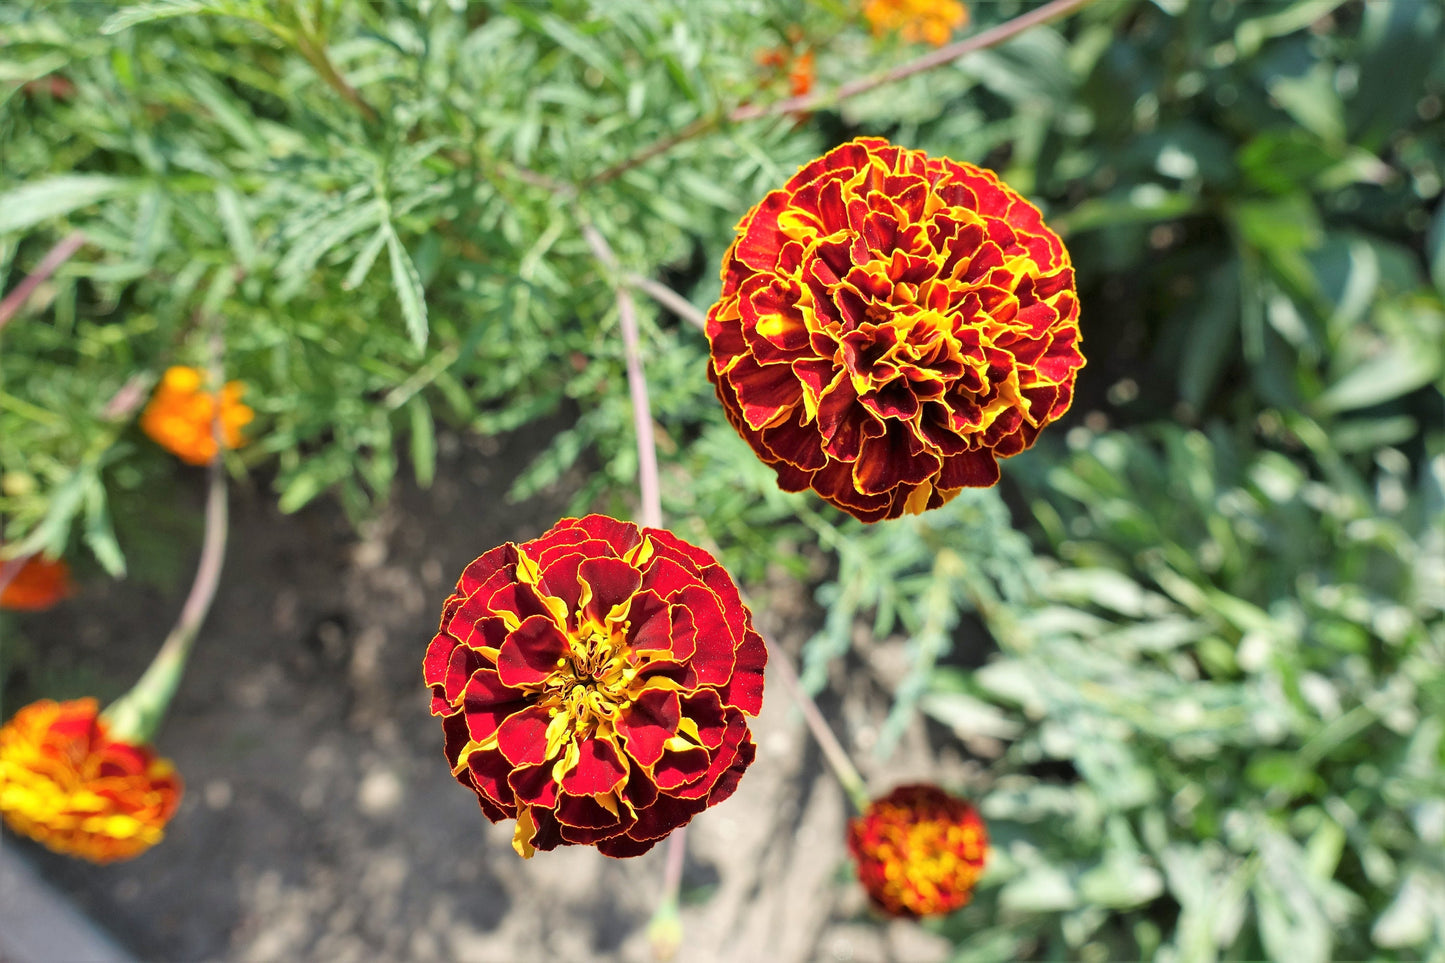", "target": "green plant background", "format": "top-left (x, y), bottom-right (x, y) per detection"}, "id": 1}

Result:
top-left (2, 1), bottom-right (1443, 960)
